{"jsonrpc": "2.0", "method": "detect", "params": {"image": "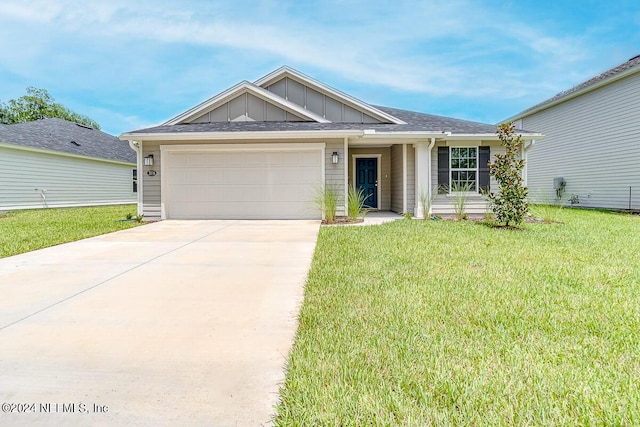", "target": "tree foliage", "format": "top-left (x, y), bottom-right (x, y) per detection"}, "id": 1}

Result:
top-left (488, 122), bottom-right (528, 226)
top-left (0, 87), bottom-right (100, 129)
